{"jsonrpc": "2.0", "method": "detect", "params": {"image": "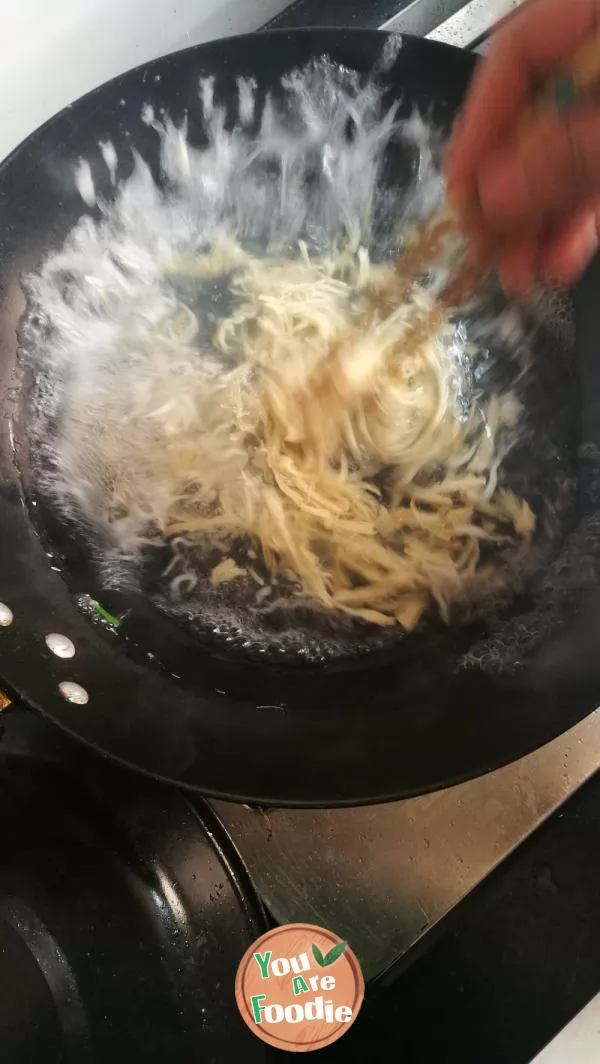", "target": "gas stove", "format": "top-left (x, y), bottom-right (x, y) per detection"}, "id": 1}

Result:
top-left (1, 0), bottom-right (597, 1001)
top-left (0, 5), bottom-right (598, 1062)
